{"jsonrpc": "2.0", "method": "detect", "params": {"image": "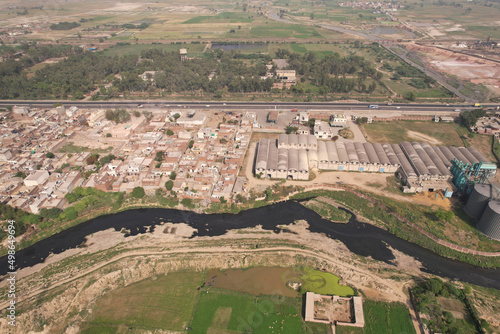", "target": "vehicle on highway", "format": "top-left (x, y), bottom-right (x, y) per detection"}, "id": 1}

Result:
top-left (369, 105), bottom-right (380, 109)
